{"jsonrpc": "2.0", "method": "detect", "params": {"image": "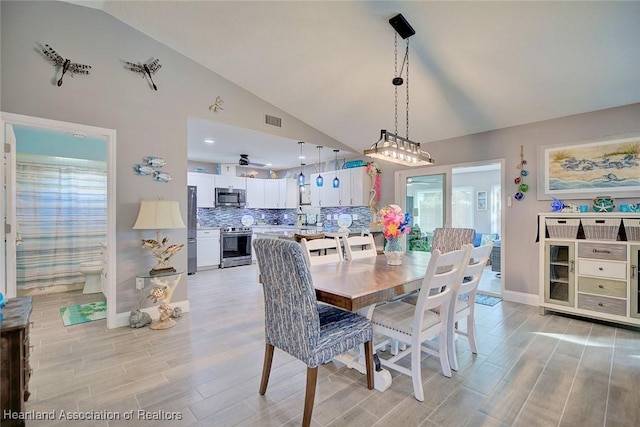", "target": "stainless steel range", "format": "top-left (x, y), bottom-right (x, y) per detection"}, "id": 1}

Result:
top-left (220, 227), bottom-right (252, 268)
